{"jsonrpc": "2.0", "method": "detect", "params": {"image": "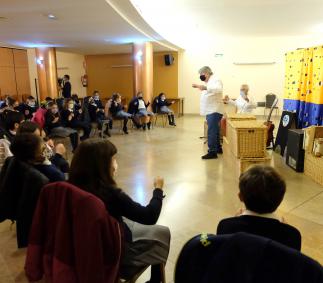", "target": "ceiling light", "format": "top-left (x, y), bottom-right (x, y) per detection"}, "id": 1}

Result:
top-left (47, 14), bottom-right (57, 20)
